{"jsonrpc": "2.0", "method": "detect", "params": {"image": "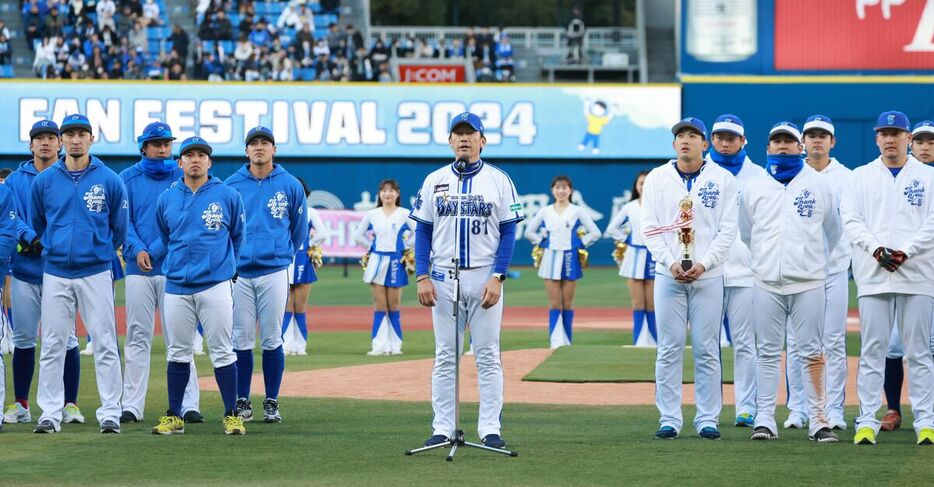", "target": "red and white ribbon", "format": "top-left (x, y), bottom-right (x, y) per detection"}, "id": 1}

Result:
top-left (644, 209), bottom-right (694, 237)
